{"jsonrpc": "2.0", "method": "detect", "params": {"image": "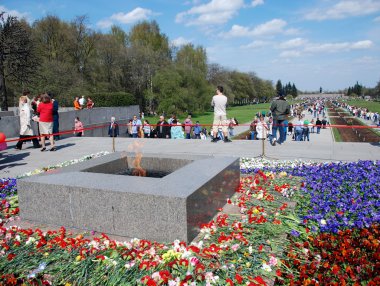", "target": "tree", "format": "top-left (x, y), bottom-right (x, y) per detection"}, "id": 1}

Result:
top-left (127, 21), bottom-right (171, 110)
top-left (68, 15), bottom-right (96, 75)
top-left (0, 13), bottom-right (37, 110)
top-left (292, 83), bottom-right (298, 97)
top-left (276, 80), bottom-right (283, 97)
